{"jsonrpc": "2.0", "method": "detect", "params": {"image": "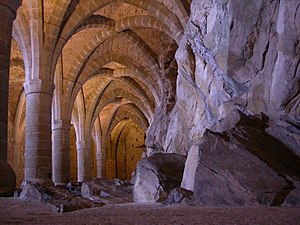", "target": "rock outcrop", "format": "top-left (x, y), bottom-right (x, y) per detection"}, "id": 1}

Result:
top-left (133, 153), bottom-right (186, 203)
top-left (145, 0), bottom-right (300, 206)
top-left (0, 160), bottom-right (16, 197)
top-left (181, 113), bottom-right (300, 206)
top-left (147, 0), bottom-right (300, 156)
